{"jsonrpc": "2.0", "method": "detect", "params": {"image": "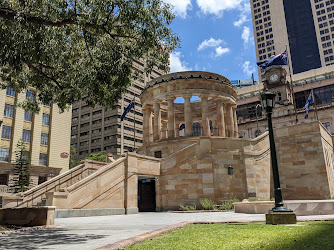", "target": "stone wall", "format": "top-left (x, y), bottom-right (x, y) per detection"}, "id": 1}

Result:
top-left (140, 121), bottom-right (334, 211)
top-left (274, 122), bottom-right (334, 199)
top-left (142, 135), bottom-right (271, 211)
